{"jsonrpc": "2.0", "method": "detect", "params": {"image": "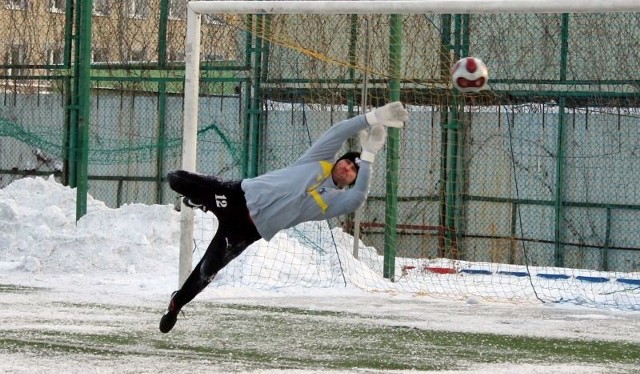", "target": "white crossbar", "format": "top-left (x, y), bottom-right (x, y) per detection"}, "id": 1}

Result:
top-left (189, 0), bottom-right (640, 15)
